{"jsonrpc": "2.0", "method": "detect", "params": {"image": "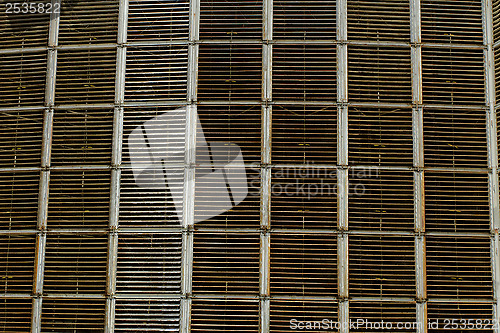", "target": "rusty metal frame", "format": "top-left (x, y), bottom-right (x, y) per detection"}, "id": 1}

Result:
top-left (31, 2), bottom-right (59, 331)
top-left (483, 0), bottom-right (500, 330)
top-left (410, 0), bottom-right (427, 331)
